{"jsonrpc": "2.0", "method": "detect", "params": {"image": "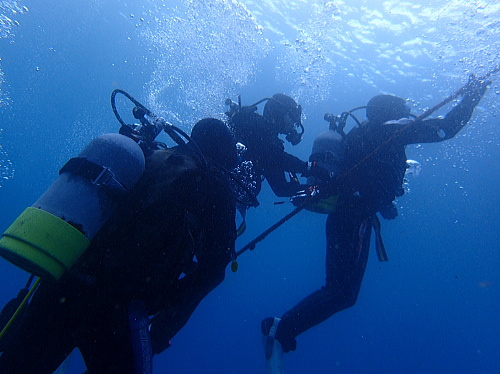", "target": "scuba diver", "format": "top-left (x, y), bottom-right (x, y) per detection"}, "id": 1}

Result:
top-left (0, 90), bottom-right (242, 373)
top-left (226, 93), bottom-right (333, 197)
top-left (261, 75), bottom-right (491, 372)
